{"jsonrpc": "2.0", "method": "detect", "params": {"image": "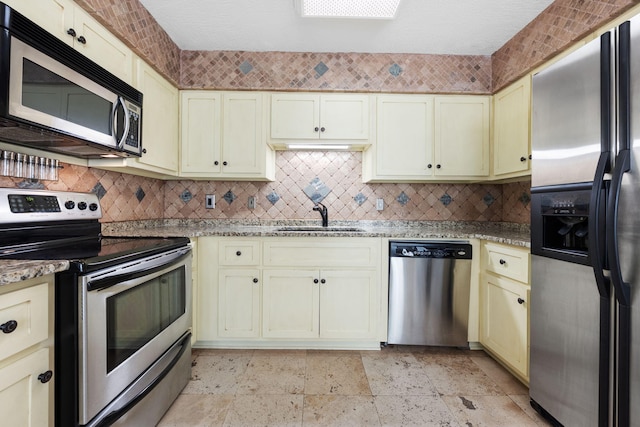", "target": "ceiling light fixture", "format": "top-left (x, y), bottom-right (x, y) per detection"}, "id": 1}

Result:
top-left (297, 0), bottom-right (401, 19)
